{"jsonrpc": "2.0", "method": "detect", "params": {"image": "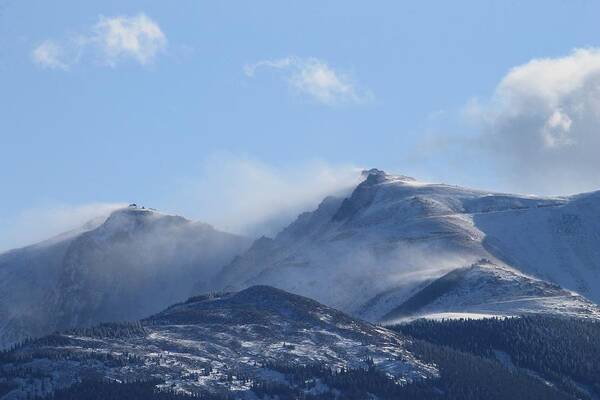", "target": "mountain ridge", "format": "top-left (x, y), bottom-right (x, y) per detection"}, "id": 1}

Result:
top-left (3, 170), bottom-right (600, 348)
top-left (213, 169), bottom-right (600, 322)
